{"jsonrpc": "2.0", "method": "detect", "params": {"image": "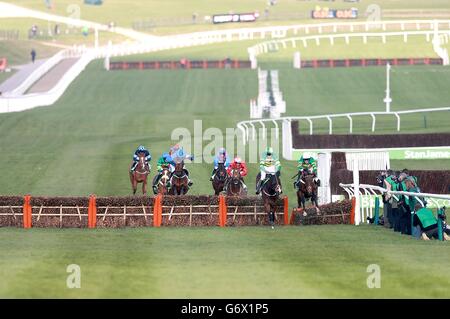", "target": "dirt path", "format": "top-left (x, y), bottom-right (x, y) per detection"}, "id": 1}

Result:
top-left (27, 58), bottom-right (79, 94)
top-left (0, 59), bottom-right (46, 93)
